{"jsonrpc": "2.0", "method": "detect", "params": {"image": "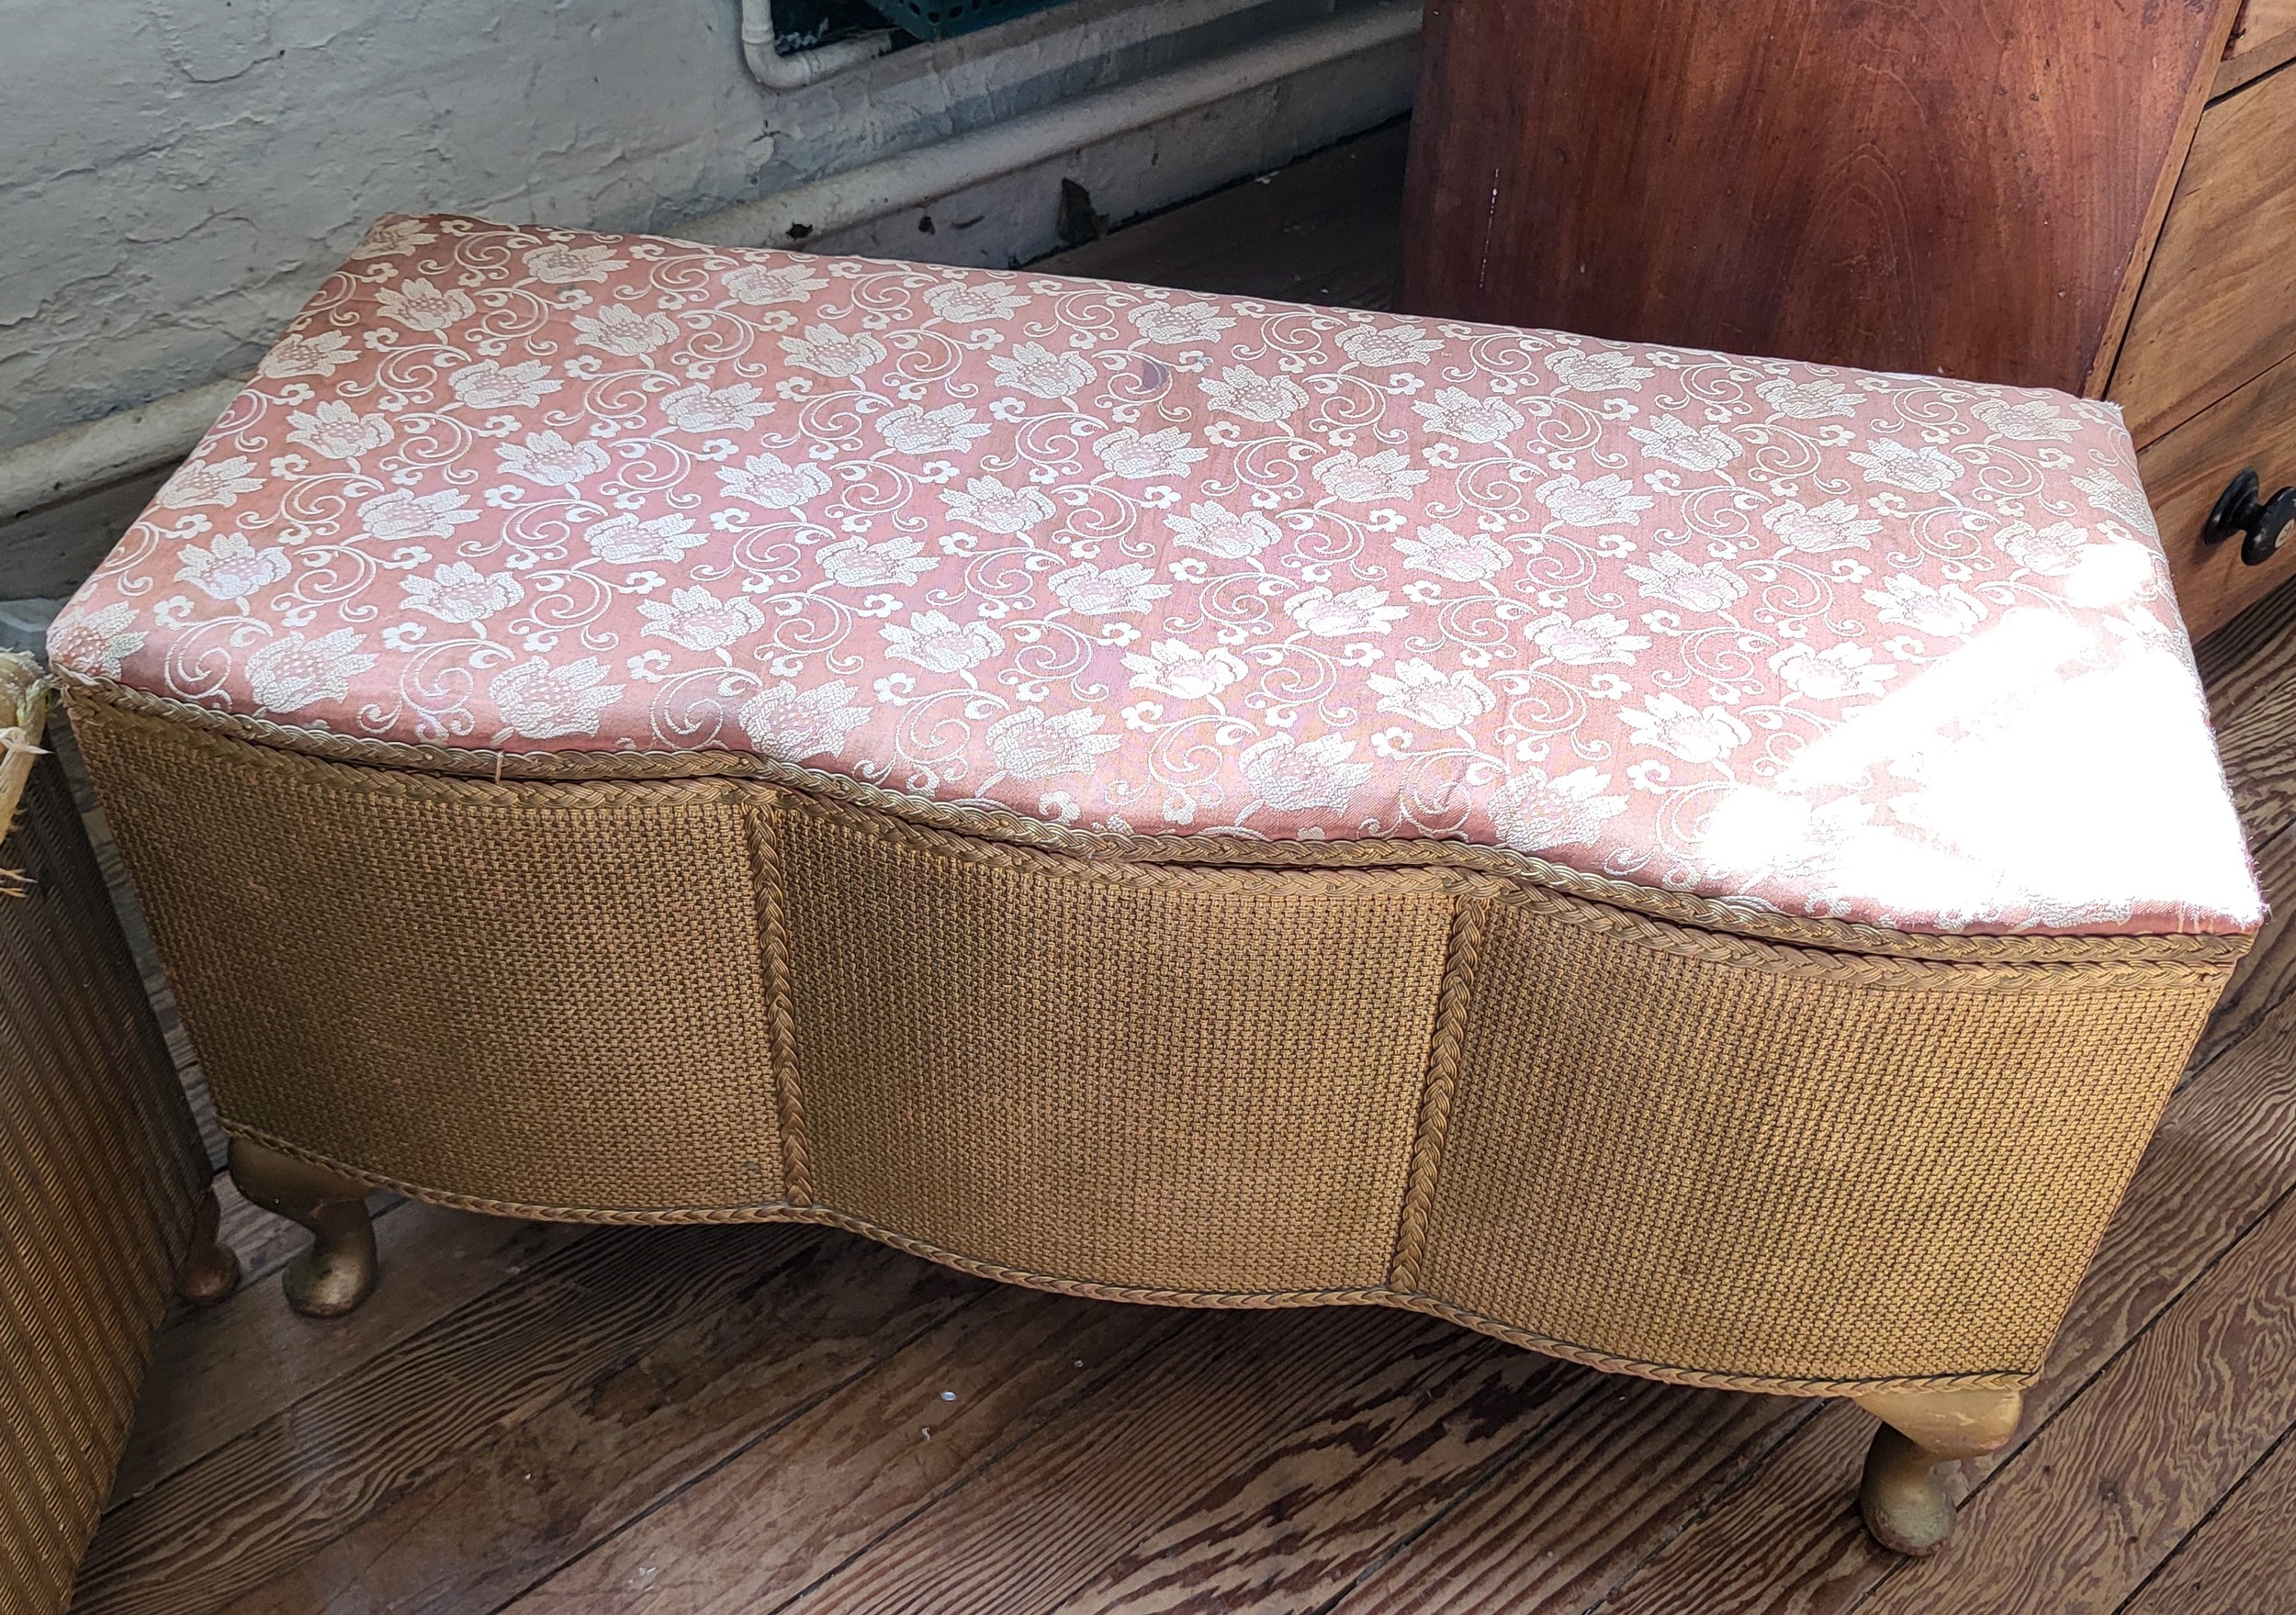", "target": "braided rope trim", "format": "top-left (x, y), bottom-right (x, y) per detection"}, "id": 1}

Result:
top-left (776, 793), bottom-right (2232, 992)
top-left (225, 1122), bottom-right (2040, 1397)
top-left (743, 801), bottom-right (812, 1206)
top-left (82, 691), bottom-right (2239, 992)
top-left (1389, 894), bottom-right (1485, 1291)
top-left (63, 675), bottom-right (2254, 969)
